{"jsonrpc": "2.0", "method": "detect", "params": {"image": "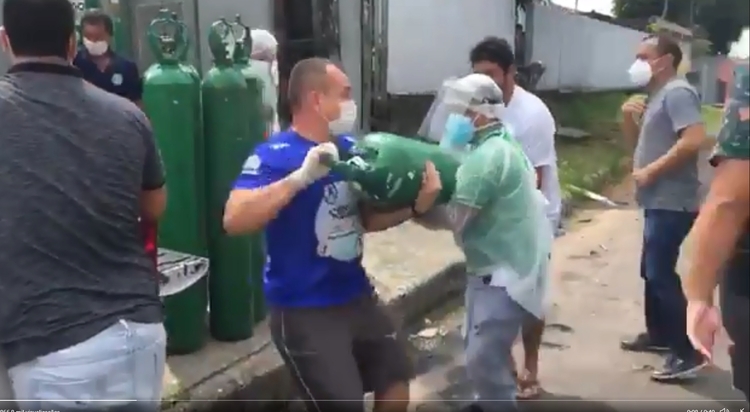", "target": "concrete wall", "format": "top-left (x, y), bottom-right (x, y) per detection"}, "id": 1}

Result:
top-left (693, 55), bottom-right (725, 105)
top-left (338, 0), bottom-right (365, 131)
top-left (530, 4), bottom-right (647, 92)
top-left (385, 0), bottom-right (516, 95)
